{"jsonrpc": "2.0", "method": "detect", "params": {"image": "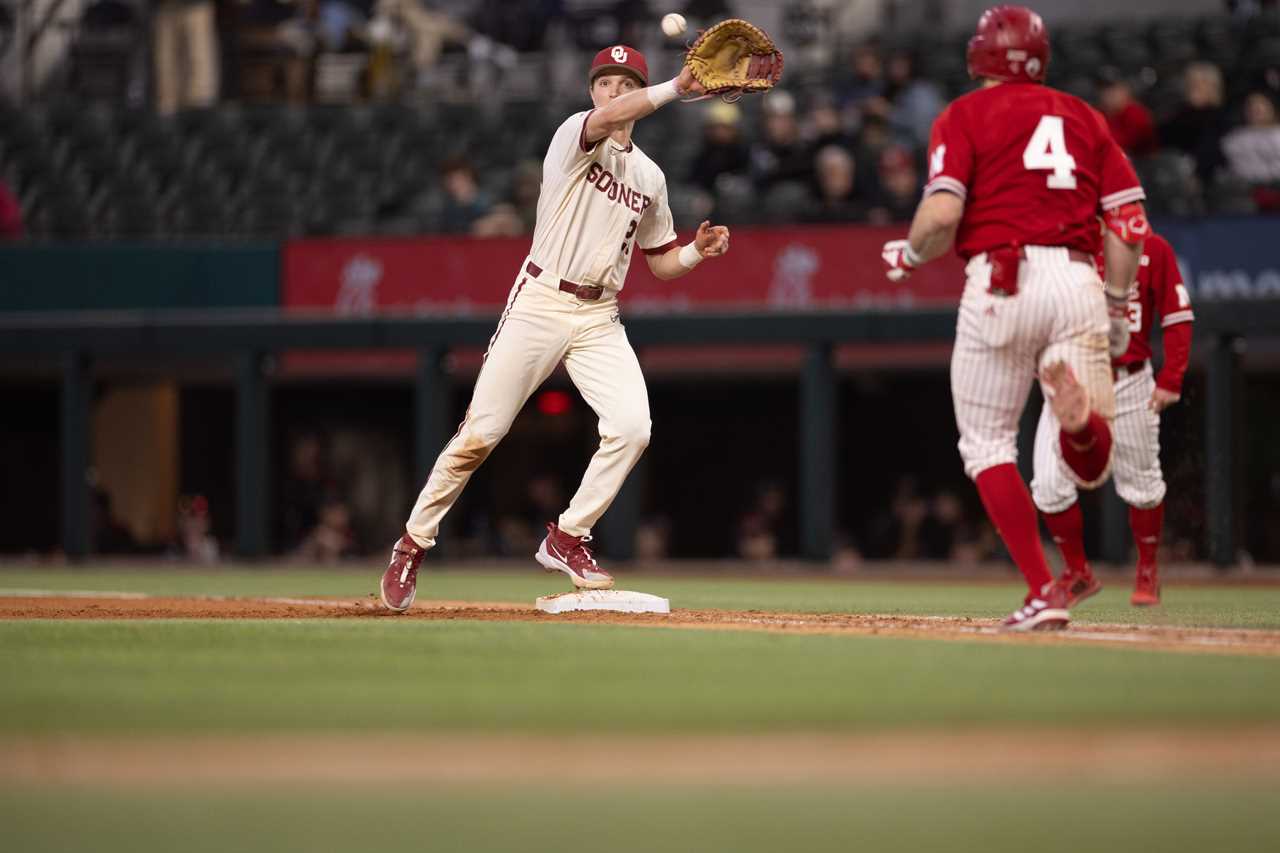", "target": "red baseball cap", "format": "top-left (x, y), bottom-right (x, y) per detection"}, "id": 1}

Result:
top-left (590, 44), bottom-right (648, 87)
